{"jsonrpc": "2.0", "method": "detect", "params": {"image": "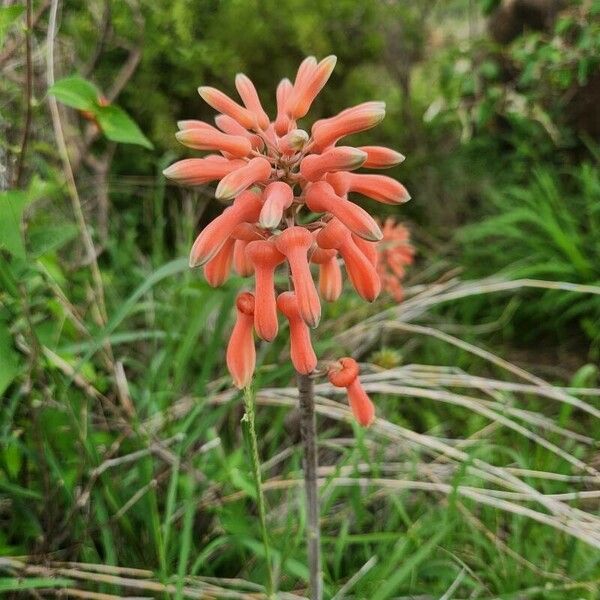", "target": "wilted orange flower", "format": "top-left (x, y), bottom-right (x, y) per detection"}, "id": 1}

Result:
top-left (377, 218), bottom-right (414, 302)
top-left (164, 56), bottom-right (411, 425)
